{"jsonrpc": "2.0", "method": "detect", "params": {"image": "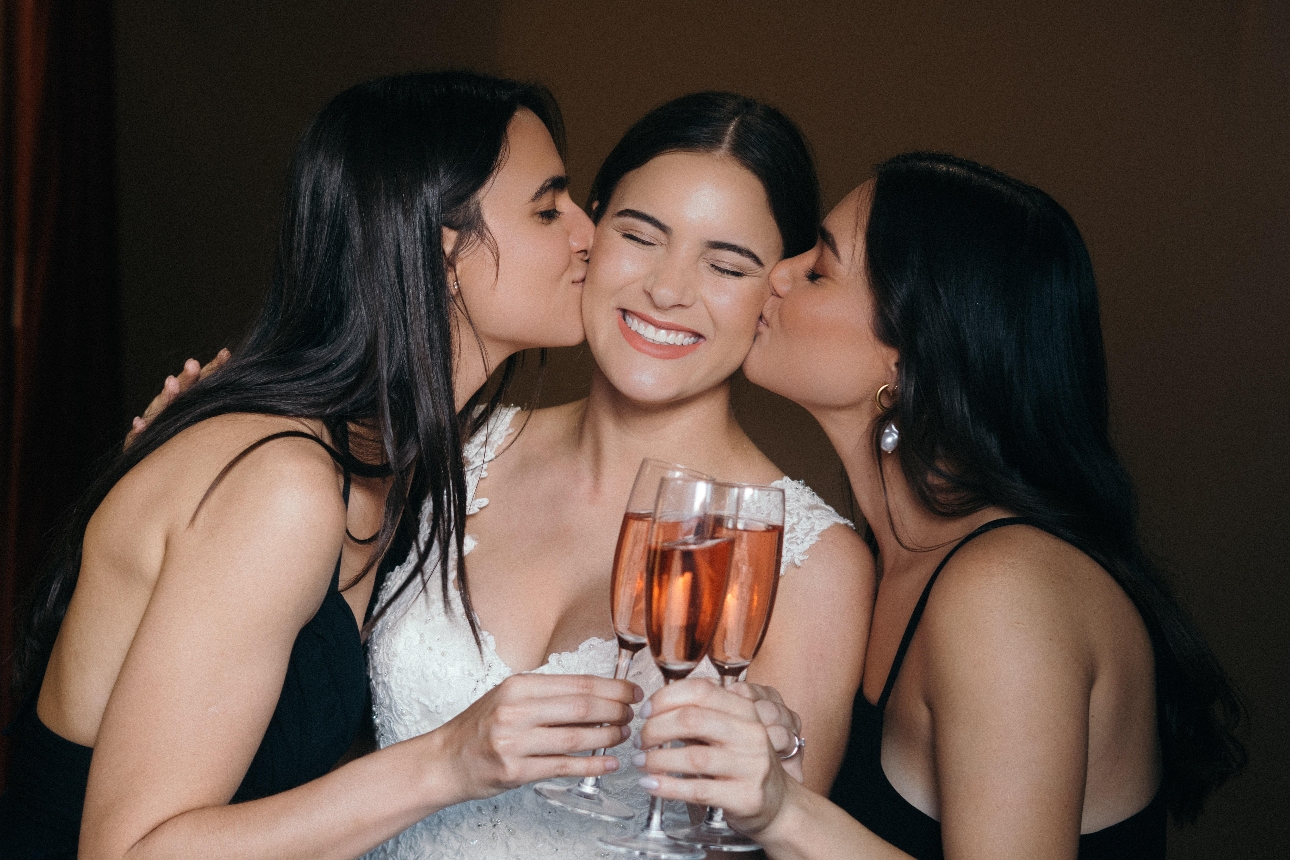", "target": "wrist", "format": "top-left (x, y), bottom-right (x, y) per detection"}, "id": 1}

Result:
top-left (755, 776), bottom-right (811, 855)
